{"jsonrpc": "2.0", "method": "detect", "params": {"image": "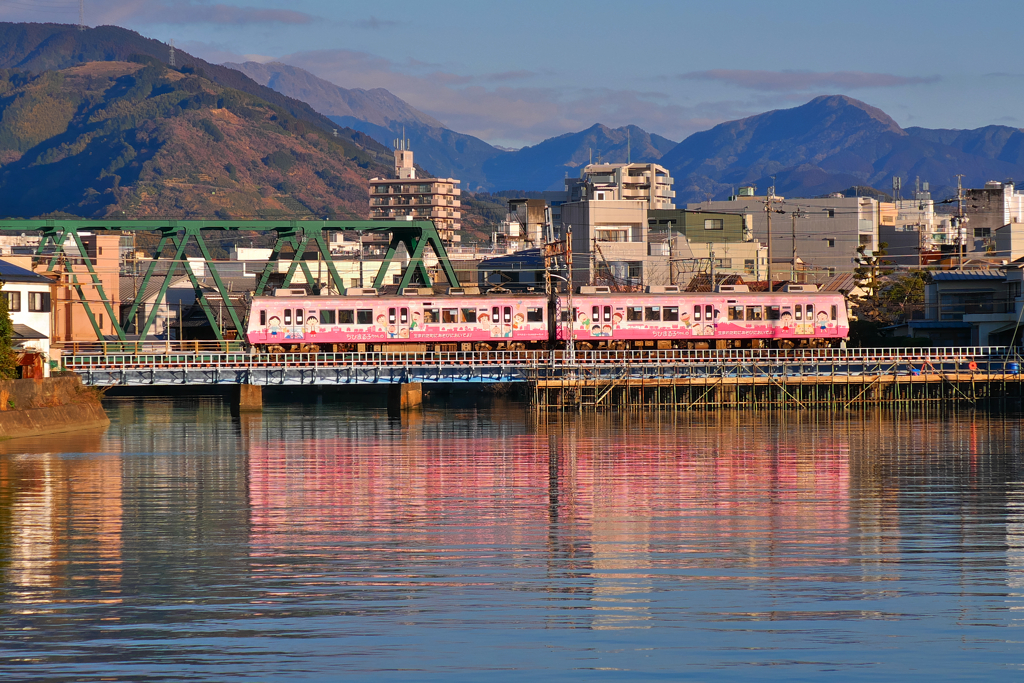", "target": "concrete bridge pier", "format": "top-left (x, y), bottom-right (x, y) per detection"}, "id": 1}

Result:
top-left (236, 383), bottom-right (263, 412)
top-left (388, 382), bottom-right (423, 417)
